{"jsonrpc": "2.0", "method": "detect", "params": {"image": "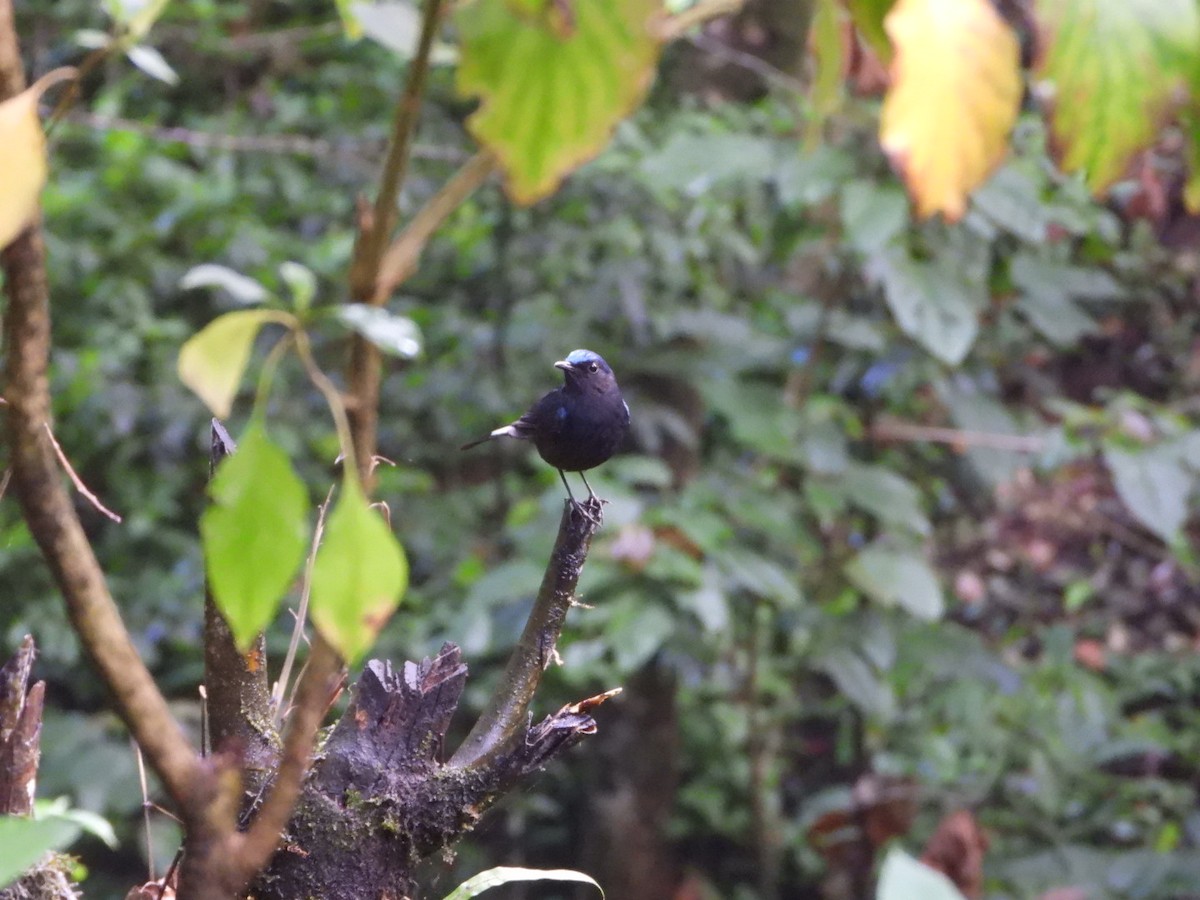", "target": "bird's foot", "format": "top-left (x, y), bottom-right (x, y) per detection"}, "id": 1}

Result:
top-left (569, 494), bottom-right (605, 526)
